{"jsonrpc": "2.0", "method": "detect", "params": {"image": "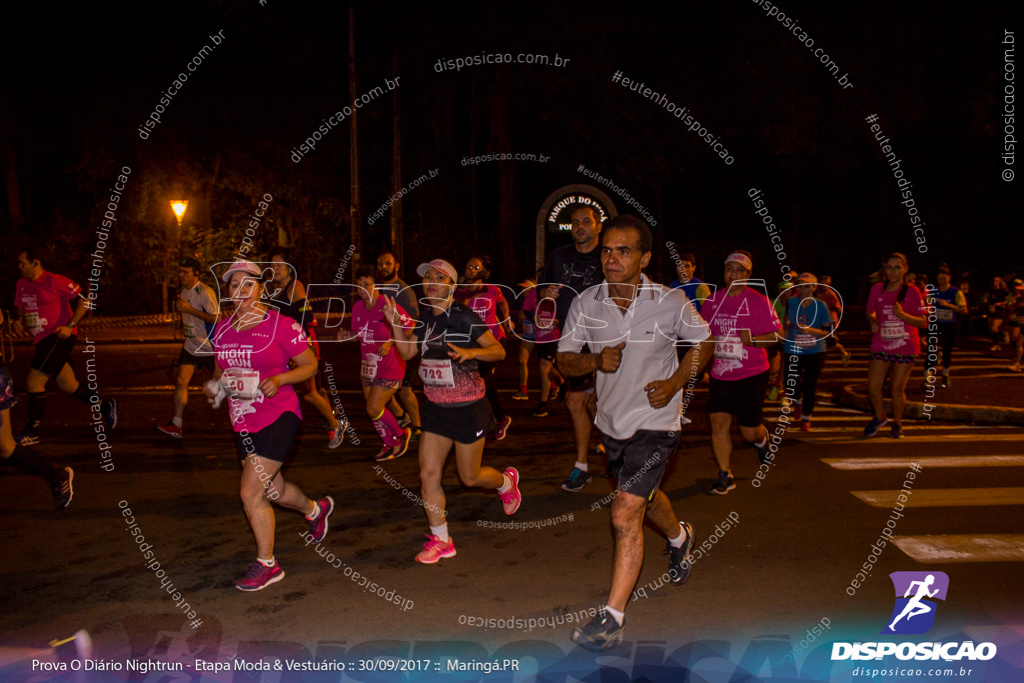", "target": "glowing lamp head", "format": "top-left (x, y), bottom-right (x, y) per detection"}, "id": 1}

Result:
top-left (170, 200), bottom-right (189, 225)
